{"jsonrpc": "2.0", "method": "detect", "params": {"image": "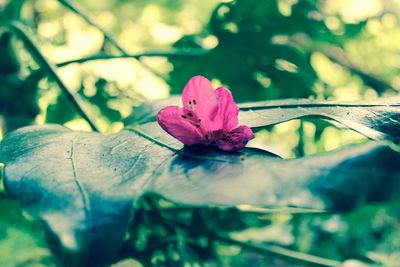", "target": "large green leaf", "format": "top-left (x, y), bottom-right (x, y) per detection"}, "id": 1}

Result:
top-left (0, 122), bottom-right (399, 265)
top-left (239, 97), bottom-right (400, 142)
top-left (126, 97), bottom-right (400, 142)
